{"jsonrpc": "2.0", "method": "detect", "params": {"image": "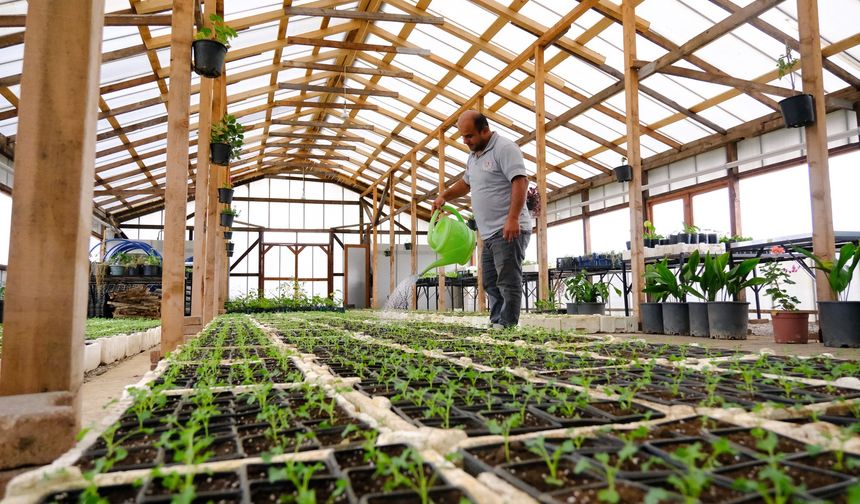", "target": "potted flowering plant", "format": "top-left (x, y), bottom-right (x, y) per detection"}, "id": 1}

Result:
top-left (762, 247), bottom-right (807, 343)
top-left (776, 44), bottom-right (815, 128)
